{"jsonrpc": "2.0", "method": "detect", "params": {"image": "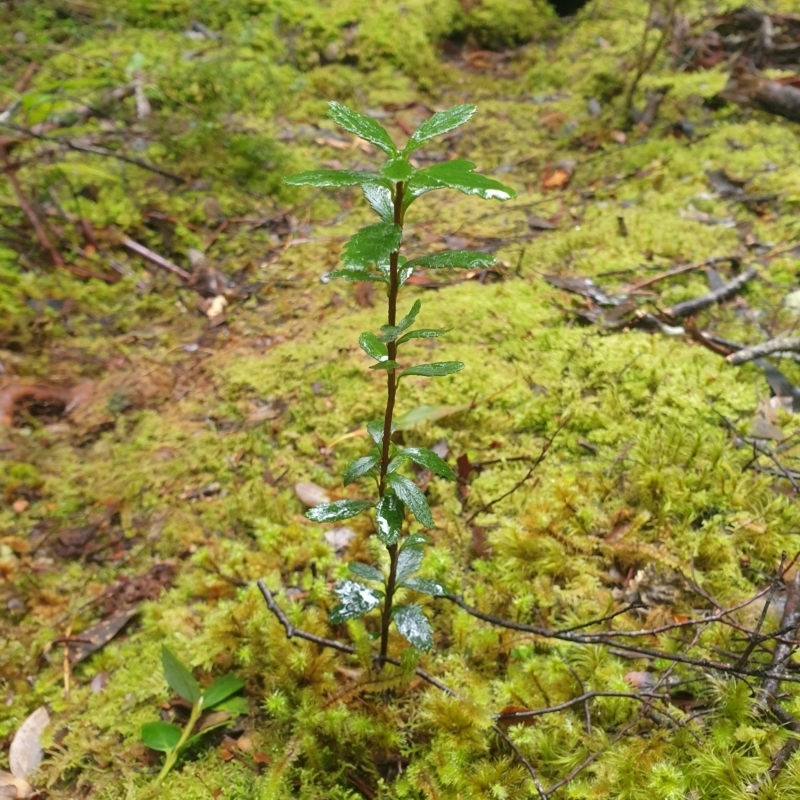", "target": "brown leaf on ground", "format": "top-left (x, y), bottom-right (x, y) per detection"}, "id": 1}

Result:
top-left (98, 563), bottom-right (176, 617)
top-left (62, 607), bottom-right (139, 664)
top-left (0, 381), bottom-right (94, 427)
top-left (9, 706), bottom-right (49, 781)
top-left (294, 482), bottom-right (331, 507)
top-left (0, 771), bottom-right (34, 799)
